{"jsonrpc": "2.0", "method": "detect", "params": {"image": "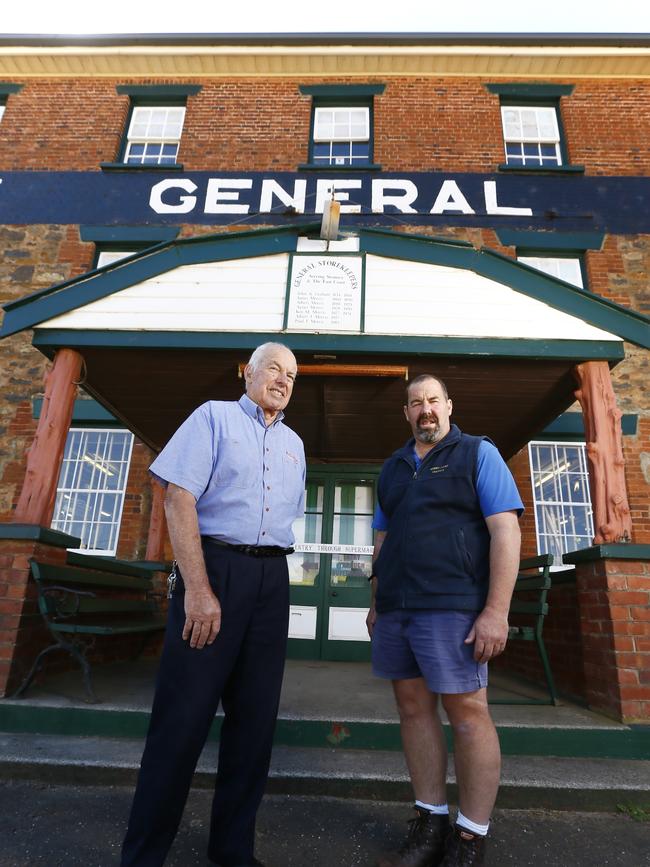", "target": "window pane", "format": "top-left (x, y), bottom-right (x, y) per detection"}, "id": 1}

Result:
top-left (518, 256), bottom-right (583, 288)
top-left (529, 441), bottom-right (594, 561)
top-left (51, 429), bottom-right (134, 555)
